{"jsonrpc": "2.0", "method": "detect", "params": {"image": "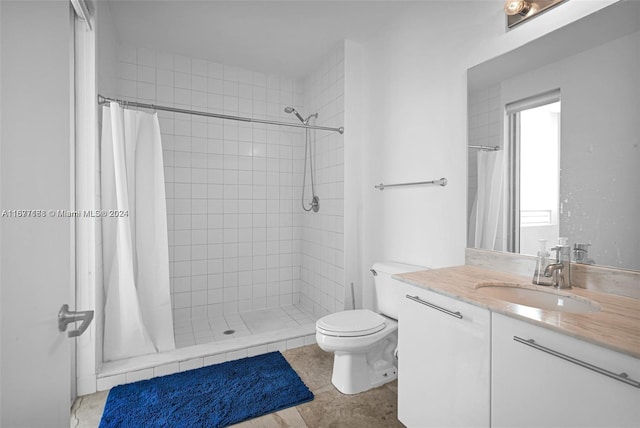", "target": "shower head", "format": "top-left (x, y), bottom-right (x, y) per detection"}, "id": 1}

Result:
top-left (284, 106), bottom-right (307, 125)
